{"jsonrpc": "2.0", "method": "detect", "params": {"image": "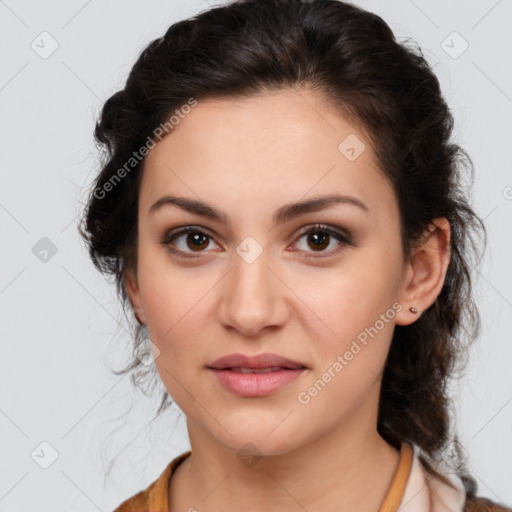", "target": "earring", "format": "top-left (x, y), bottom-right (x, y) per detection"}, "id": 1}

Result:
top-left (409, 306), bottom-right (419, 314)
